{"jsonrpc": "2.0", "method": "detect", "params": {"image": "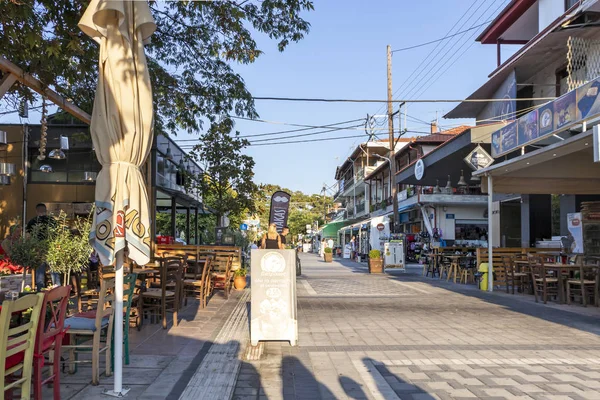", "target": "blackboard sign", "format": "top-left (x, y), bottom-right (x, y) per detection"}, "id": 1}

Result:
top-left (250, 249), bottom-right (297, 346)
